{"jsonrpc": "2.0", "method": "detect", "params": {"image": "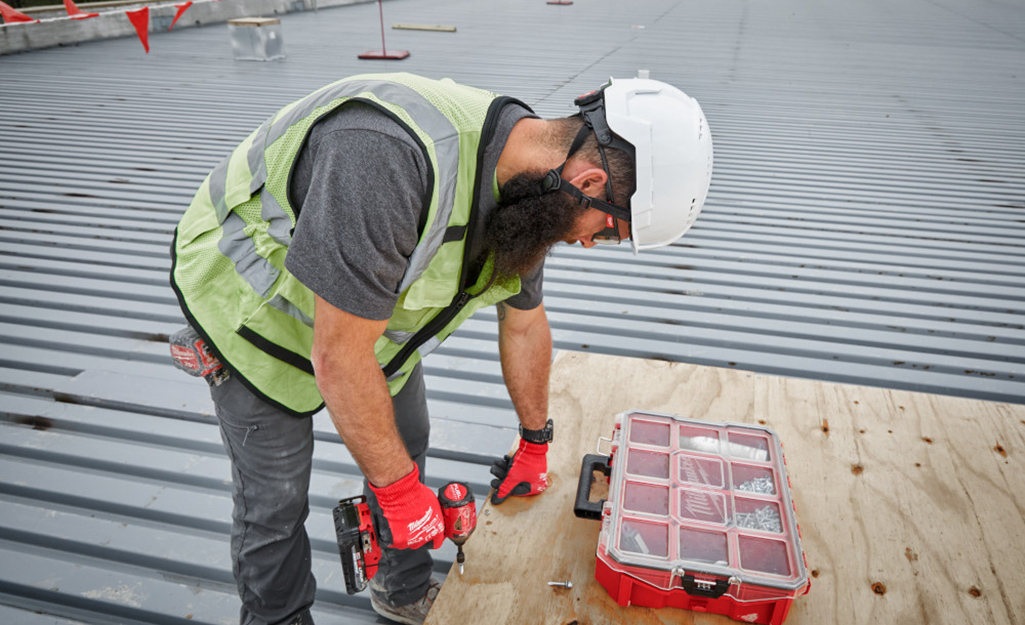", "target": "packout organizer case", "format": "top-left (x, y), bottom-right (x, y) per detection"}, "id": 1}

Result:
top-left (575, 411), bottom-right (810, 625)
